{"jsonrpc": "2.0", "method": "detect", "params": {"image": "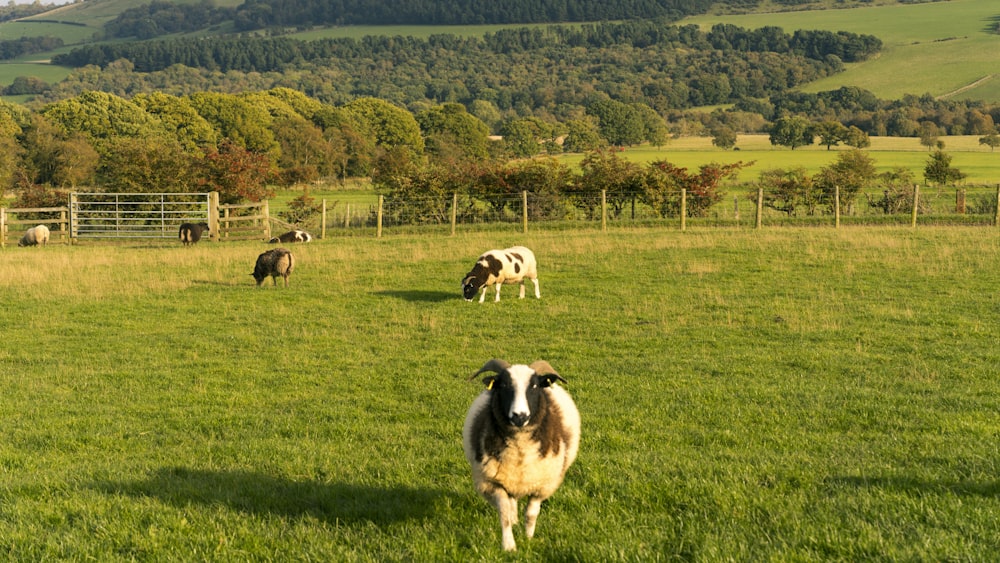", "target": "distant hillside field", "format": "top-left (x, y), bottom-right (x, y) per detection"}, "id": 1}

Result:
top-left (683, 0), bottom-right (1000, 102)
